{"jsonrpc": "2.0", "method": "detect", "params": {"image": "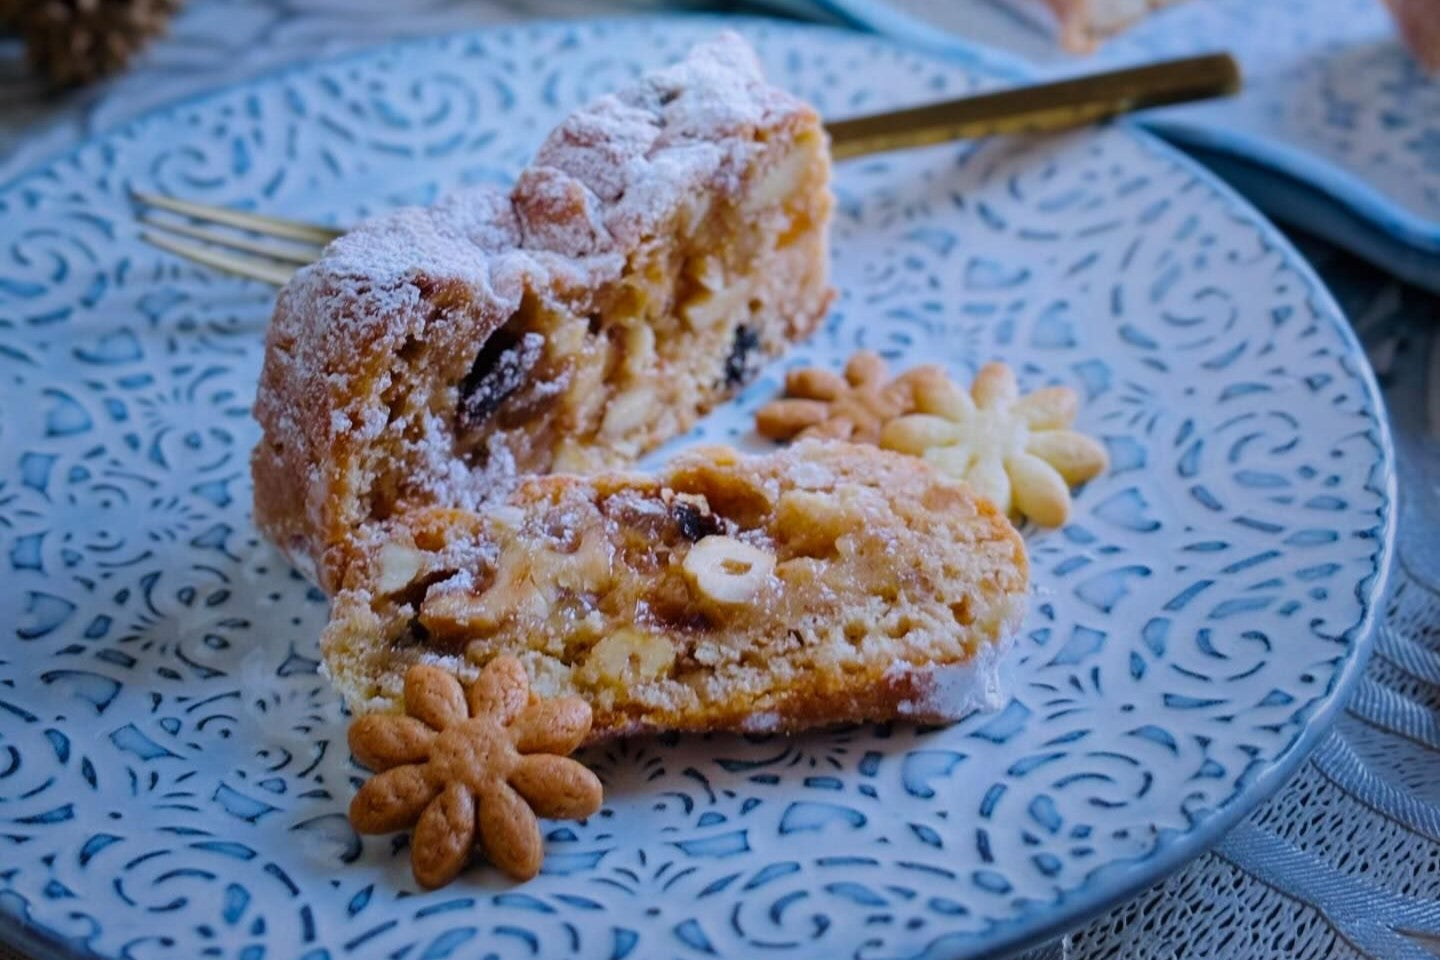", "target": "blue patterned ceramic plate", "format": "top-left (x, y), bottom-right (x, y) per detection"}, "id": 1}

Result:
top-left (0, 17), bottom-right (1395, 960)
